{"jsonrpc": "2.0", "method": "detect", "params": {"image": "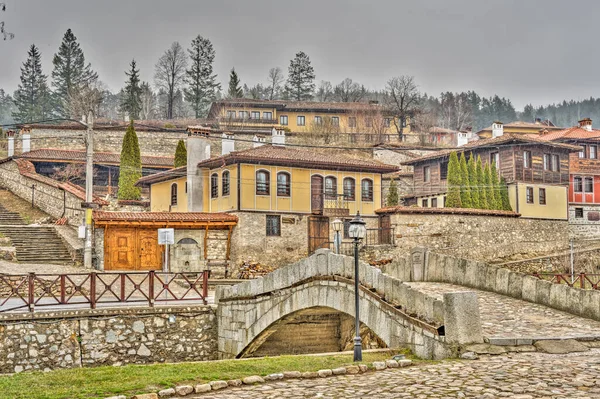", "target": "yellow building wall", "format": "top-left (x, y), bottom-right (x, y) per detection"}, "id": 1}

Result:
top-left (509, 183), bottom-right (568, 220)
top-left (207, 165), bottom-right (238, 212)
top-left (149, 177), bottom-right (188, 212)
